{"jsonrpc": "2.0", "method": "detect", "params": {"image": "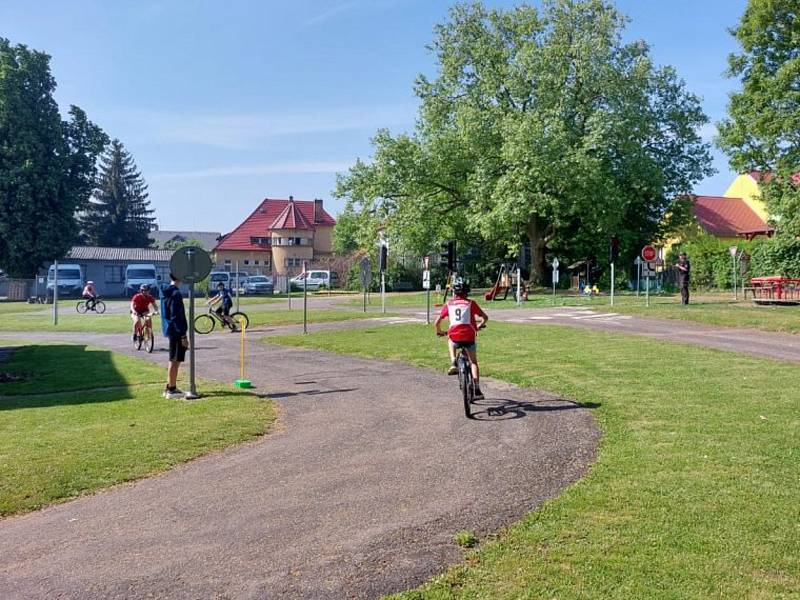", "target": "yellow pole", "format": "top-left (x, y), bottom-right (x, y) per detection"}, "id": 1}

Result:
top-left (234, 316), bottom-right (252, 388)
top-left (240, 316), bottom-right (246, 381)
